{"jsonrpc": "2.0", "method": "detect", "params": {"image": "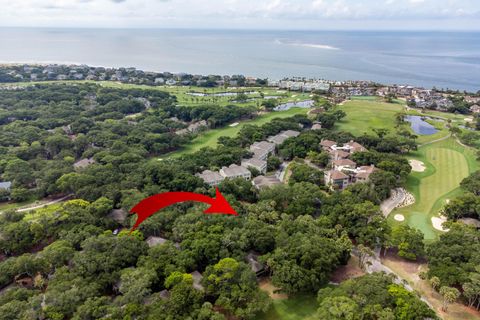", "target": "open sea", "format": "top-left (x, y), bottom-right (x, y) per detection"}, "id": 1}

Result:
top-left (0, 28), bottom-right (479, 91)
